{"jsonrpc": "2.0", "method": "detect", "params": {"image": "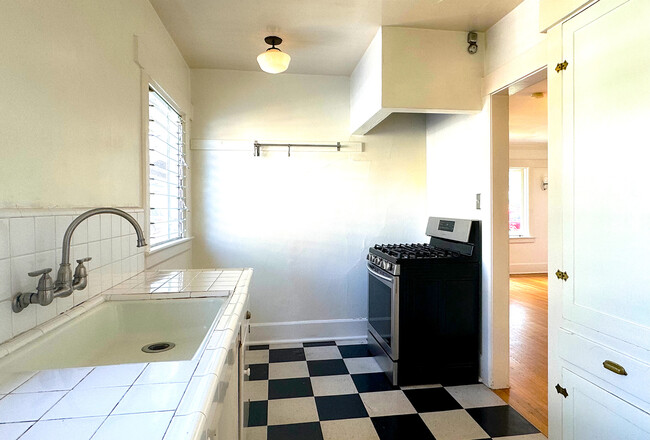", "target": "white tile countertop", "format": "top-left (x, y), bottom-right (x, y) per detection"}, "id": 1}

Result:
top-left (0, 268), bottom-right (253, 440)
